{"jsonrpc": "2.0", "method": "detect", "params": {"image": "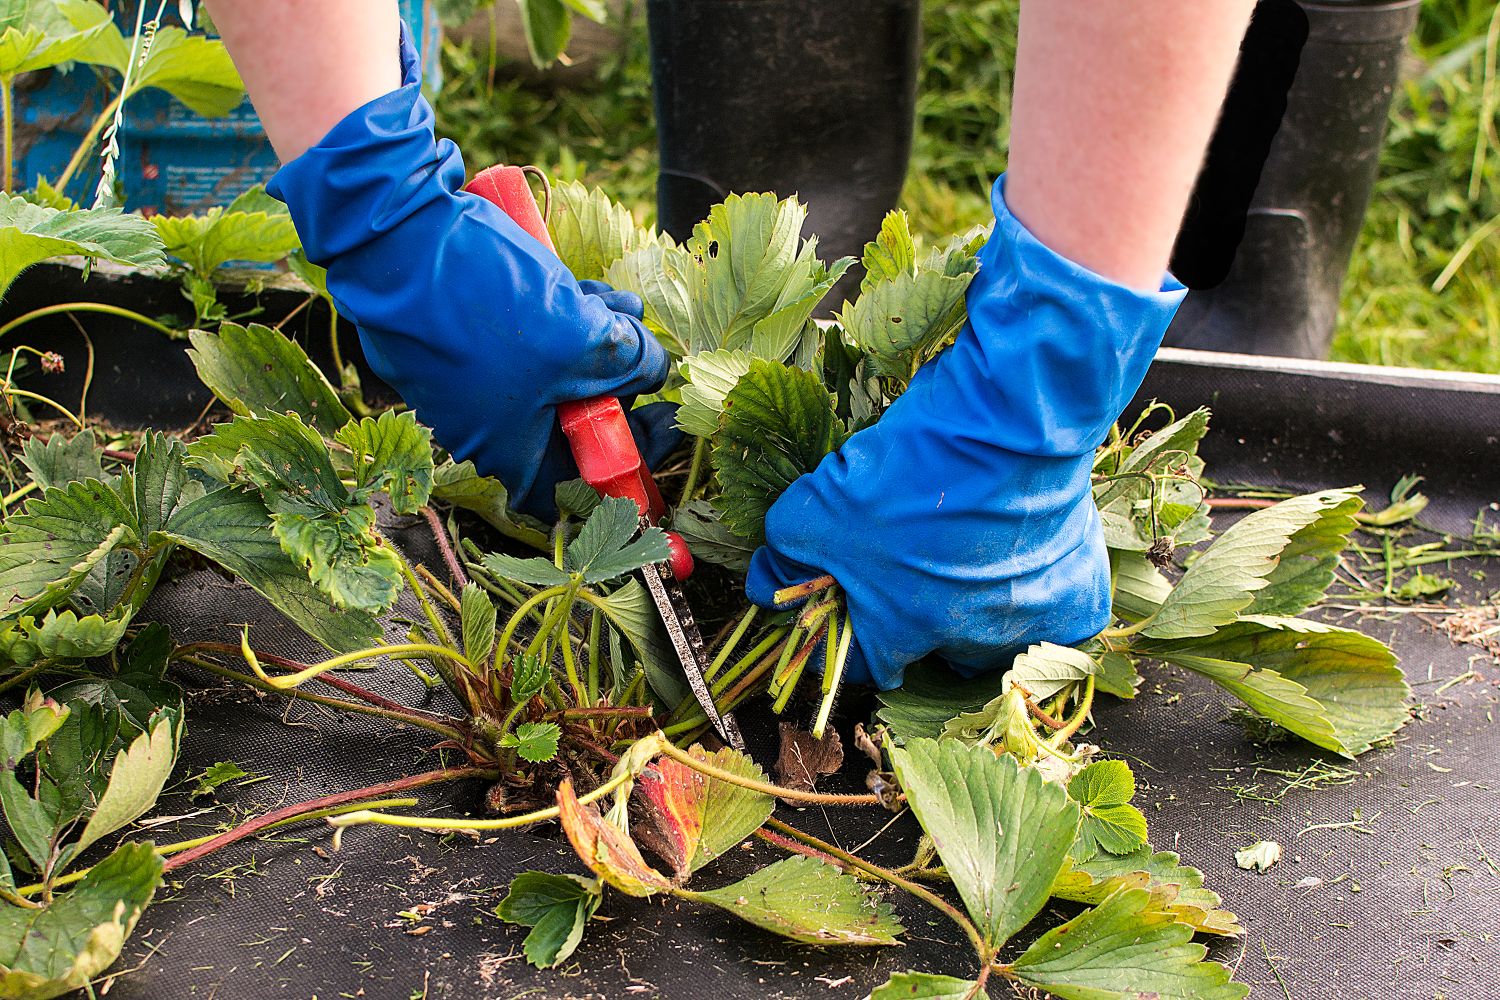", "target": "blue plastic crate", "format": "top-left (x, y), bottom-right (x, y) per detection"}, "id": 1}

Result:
top-left (16, 1), bottom-right (438, 215)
